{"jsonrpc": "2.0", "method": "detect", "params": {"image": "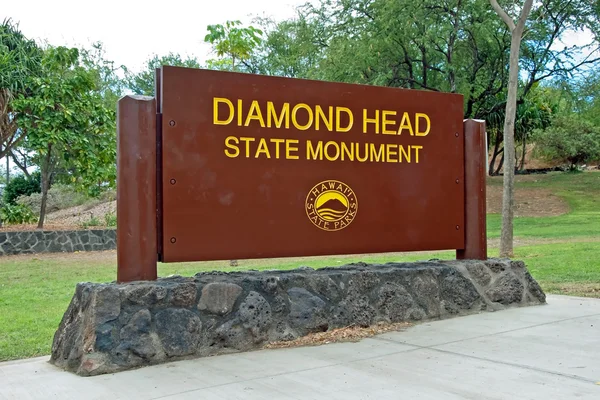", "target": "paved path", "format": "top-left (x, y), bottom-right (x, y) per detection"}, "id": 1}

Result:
top-left (1, 294), bottom-right (599, 399)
